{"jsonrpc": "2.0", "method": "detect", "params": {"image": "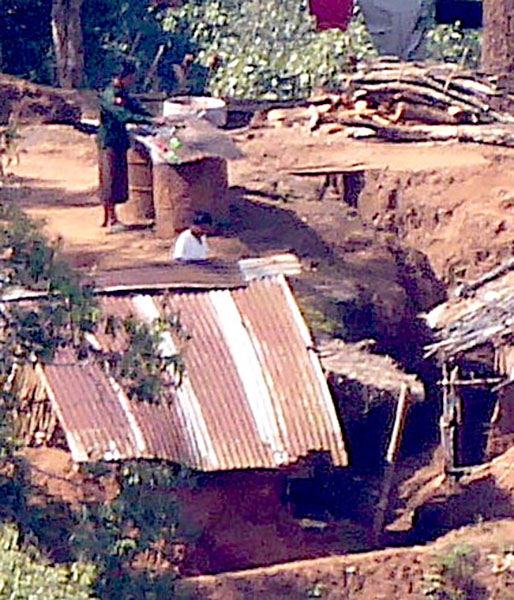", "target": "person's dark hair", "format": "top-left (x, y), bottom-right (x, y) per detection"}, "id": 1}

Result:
top-left (193, 212), bottom-right (212, 226)
top-left (117, 62), bottom-right (137, 80)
